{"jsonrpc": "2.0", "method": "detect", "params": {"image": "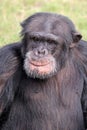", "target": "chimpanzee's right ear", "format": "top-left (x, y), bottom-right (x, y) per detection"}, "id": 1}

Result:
top-left (21, 36), bottom-right (27, 58)
top-left (20, 21), bottom-right (26, 28)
